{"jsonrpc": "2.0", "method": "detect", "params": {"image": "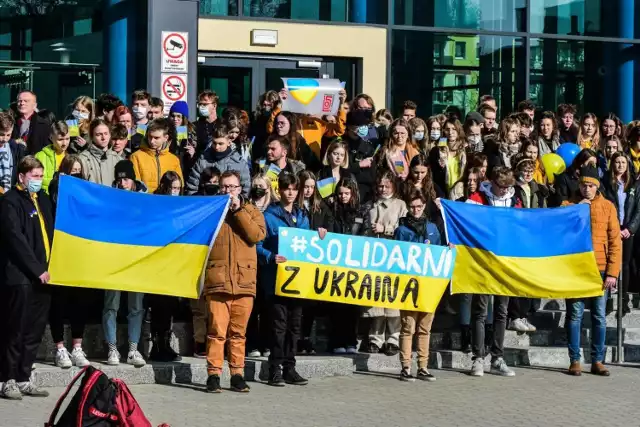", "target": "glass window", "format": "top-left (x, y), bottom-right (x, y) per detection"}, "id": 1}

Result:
top-left (241, 0), bottom-right (387, 23)
top-left (394, 0), bottom-right (526, 32)
top-left (391, 30), bottom-right (527, 118)
top-left (200, 0), bottom-right (239, 16)
top-left (529, 0), bottom-right (630, 37)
